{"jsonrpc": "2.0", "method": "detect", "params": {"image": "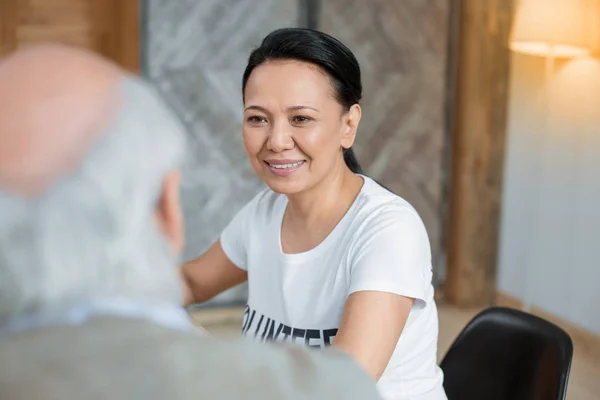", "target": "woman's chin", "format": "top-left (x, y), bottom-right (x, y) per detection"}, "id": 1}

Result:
top-left (261, 176), bottom-right (307, 195)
